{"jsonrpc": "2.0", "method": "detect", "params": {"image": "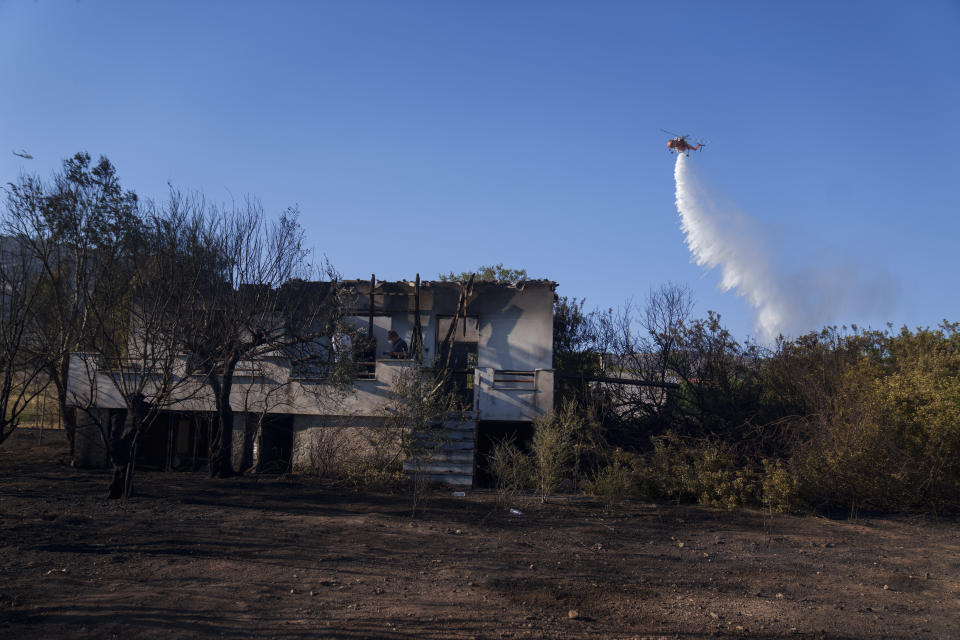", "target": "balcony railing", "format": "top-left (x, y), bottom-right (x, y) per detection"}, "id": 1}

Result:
top-left (492, 370), bottom-right (536, 390)
top-left (476, 368), bottom-right (553, 421)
